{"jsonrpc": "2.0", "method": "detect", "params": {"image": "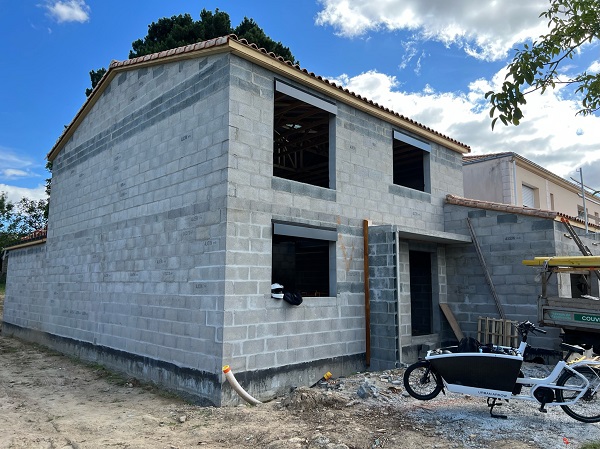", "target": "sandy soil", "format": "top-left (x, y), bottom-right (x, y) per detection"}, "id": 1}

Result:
top-left (1, 294), bottom-right (598, 449)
